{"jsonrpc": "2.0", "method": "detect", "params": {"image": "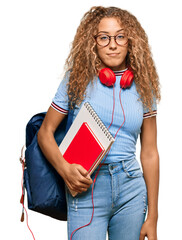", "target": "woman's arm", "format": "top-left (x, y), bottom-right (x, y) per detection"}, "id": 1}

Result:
top-left (37, 106), bottom-right (93, 193)
top-left (139, 116), bottom-right (159, 239)
top-left (37, 107), bottom-right (68, 176)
